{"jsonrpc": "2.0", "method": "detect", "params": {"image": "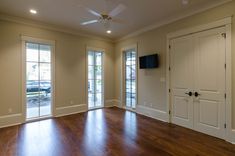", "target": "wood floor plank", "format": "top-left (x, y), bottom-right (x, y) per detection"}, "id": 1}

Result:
top-left (0, 107), bottom-right (234, 156)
